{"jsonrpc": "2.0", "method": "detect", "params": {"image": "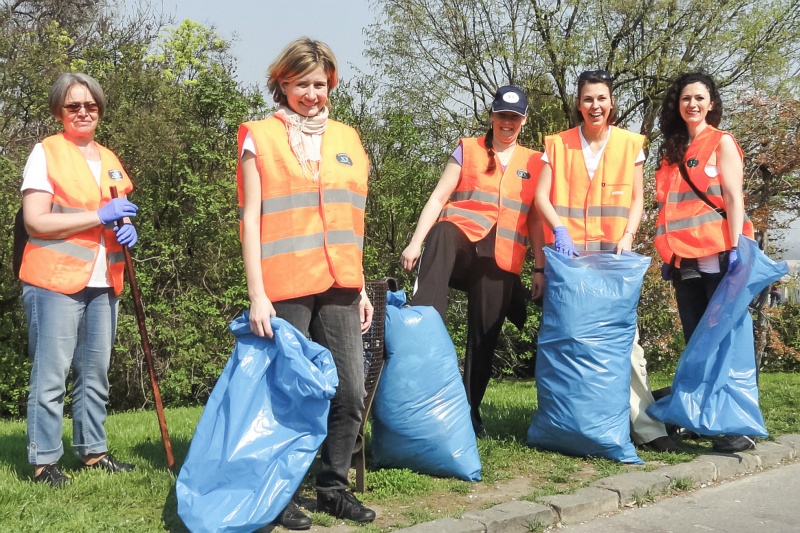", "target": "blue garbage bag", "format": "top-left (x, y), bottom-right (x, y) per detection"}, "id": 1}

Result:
top-left (371, 290), bottom-right (482, 481)
top-left (647, 237), bottom-right (788, 436)
top-left (176, 314), bottom-right (338, 533)
top-left (528, 248), bottom-right (650, 464)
